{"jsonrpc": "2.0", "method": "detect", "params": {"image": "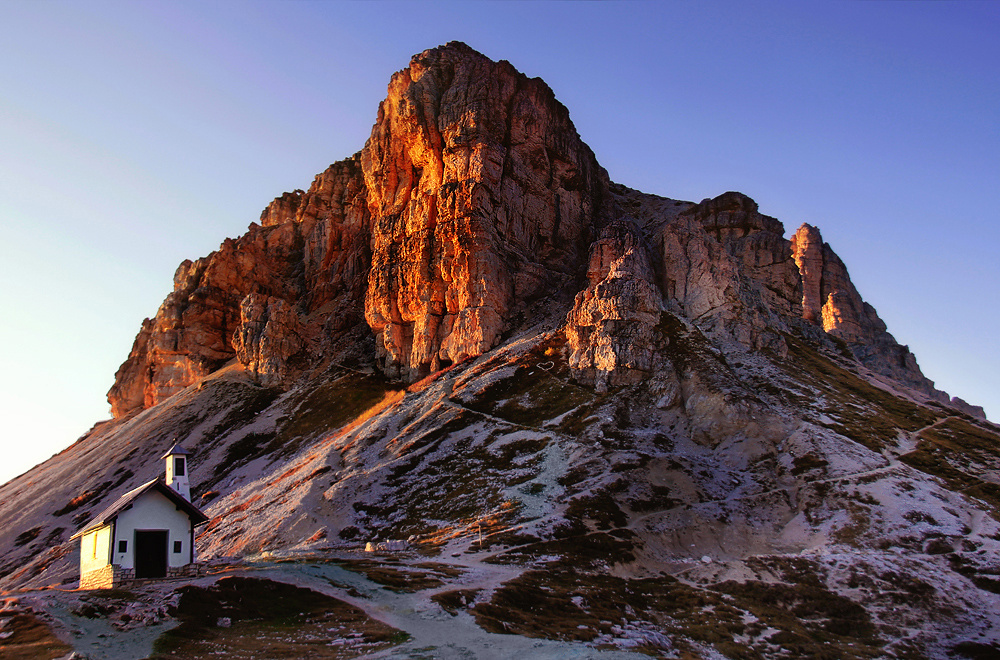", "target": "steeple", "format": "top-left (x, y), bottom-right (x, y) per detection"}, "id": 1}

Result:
top-left (161, 442), bottom-right (192, 501)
